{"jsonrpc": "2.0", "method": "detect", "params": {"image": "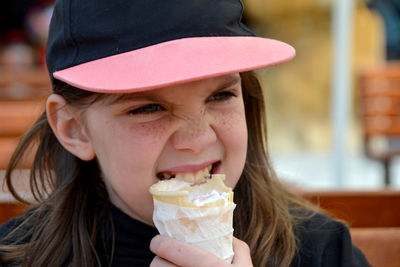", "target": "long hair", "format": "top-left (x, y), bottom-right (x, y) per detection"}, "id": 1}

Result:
top-left (0, 72), bottom-right (312, 266)
top-left (0, 82), bottom-right (112, 266)
top-left (236, 72), bottom-right (313, 266)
